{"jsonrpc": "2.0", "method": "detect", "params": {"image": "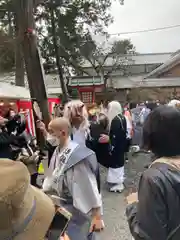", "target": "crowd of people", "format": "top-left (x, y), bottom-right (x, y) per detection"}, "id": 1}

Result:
top-left (127, 99), bottom-right (180, 240)
top-left (1, 98), bottom-right (180, 239)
